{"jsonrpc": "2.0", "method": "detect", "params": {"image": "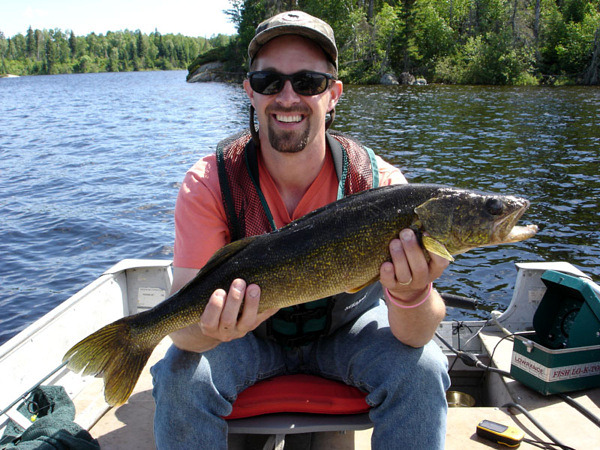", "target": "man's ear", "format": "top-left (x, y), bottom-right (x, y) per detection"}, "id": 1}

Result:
top-left (243, 79), bottom-right (255, 105)
top-left (328, 80), bottom-right (343, 111)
